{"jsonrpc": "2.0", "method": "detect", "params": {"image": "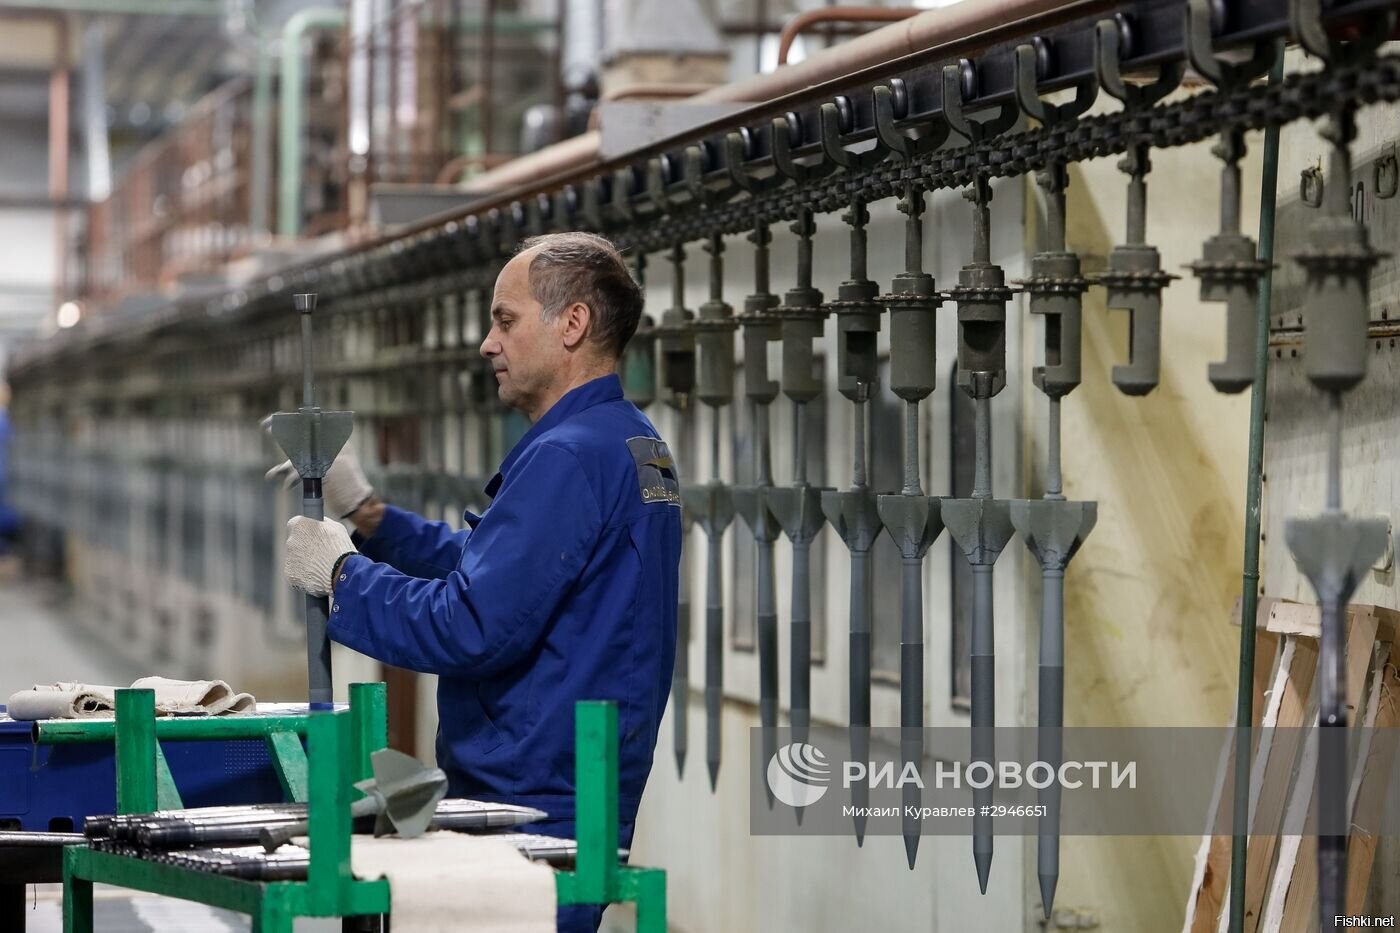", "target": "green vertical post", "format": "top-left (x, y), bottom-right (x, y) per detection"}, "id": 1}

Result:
top-left (62, 850), bottom-right (93, 933)
top-left (307, 710), bottom-right (352, 914)
top-left (633, 870), bottom-right (668, 933)
top-left (573, 701), bottom-right (619, 902)
top-left (349, 681), bottom-right (388, 784)
top-left (1228, 44), bottom-right (1286, 933)
top-left (114, 688), bottom-right (157, 815)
